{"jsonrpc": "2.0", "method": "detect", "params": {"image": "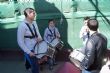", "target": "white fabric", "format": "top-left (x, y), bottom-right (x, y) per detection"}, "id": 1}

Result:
top-left (17, 19), bottom-right (42, 54)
